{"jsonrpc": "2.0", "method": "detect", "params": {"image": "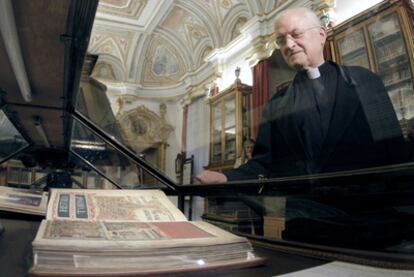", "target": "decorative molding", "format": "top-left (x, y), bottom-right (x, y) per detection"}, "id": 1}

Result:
top-left (117, 104), bottom-right (174, 150)
top-left (89, 28), bottom-right (134, 65)
top-left (98, 0), bottom-right (148, 20)
top-left (92, 62), bottom-right (117, 81)
top-left (95, 0), bottom-right (173, 33)
top-left (92, 54), bottom-right (126, 81)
